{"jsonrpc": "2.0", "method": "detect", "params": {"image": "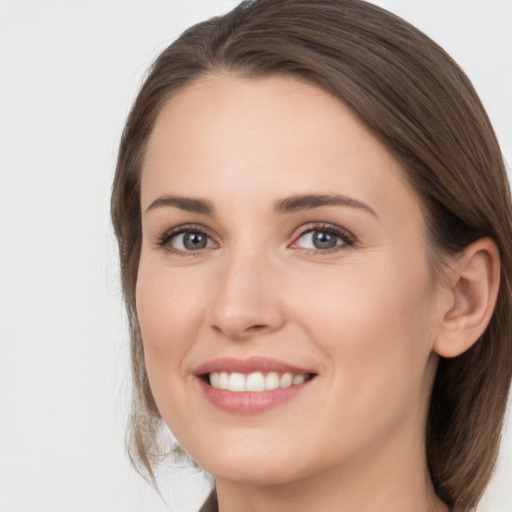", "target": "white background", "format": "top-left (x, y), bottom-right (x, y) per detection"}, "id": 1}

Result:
top-left (0, 1), bottom-right (510, 511)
